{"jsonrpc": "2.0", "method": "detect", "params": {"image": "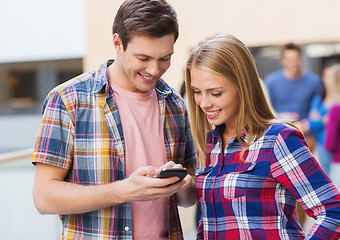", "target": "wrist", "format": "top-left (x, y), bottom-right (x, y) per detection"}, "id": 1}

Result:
top-left (105, 180), bottom-right (129, 205)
